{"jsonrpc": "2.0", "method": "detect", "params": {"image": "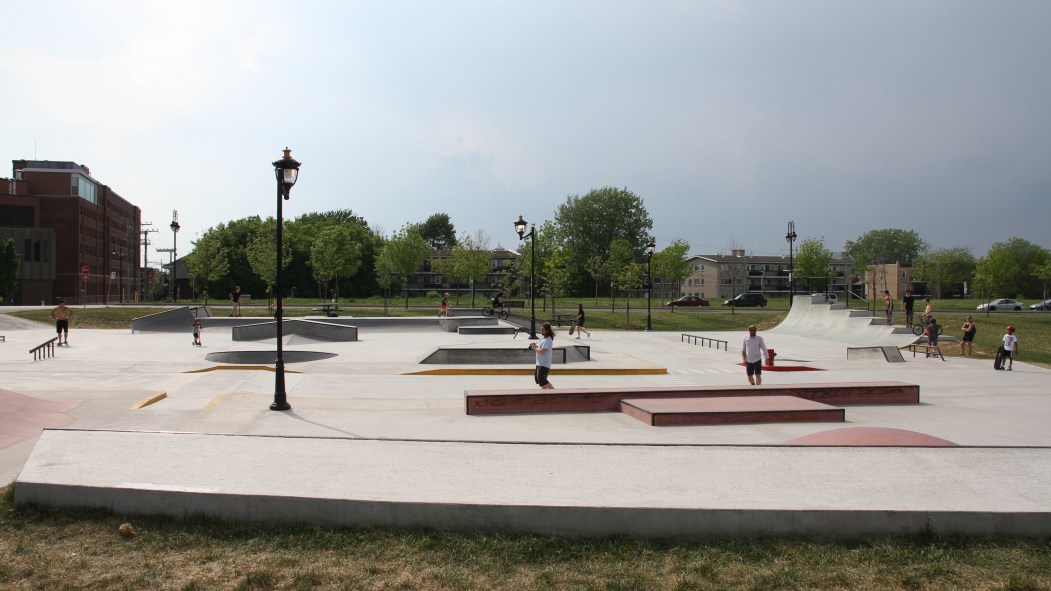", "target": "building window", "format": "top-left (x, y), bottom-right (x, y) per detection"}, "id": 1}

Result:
top-left (24, 239), bottom-right (31, 261)
top-left (71, 175), bottom-right (97, 204)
